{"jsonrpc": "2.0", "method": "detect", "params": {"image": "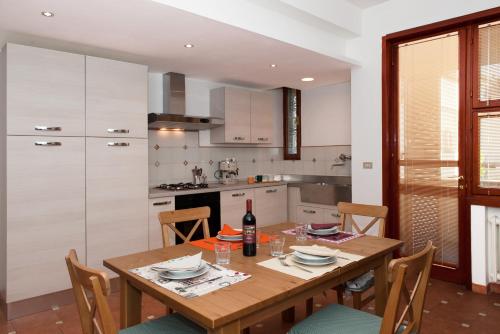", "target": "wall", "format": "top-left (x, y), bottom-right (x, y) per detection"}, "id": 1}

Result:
top-left (0, 45), bottom-right (6, 300)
